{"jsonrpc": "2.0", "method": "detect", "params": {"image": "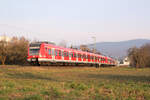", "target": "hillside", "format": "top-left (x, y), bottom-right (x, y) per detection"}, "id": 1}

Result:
top-left (89, 39), bottom-right (150, 59)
